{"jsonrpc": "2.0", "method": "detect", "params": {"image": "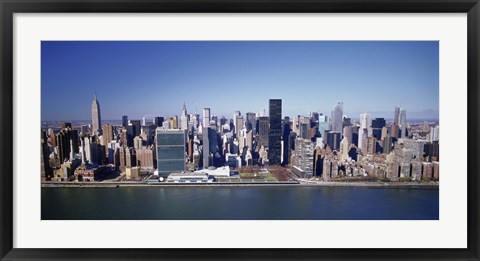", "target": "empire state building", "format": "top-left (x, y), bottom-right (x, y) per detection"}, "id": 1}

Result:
top-left (91, 92), bottom-right (102, 136)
